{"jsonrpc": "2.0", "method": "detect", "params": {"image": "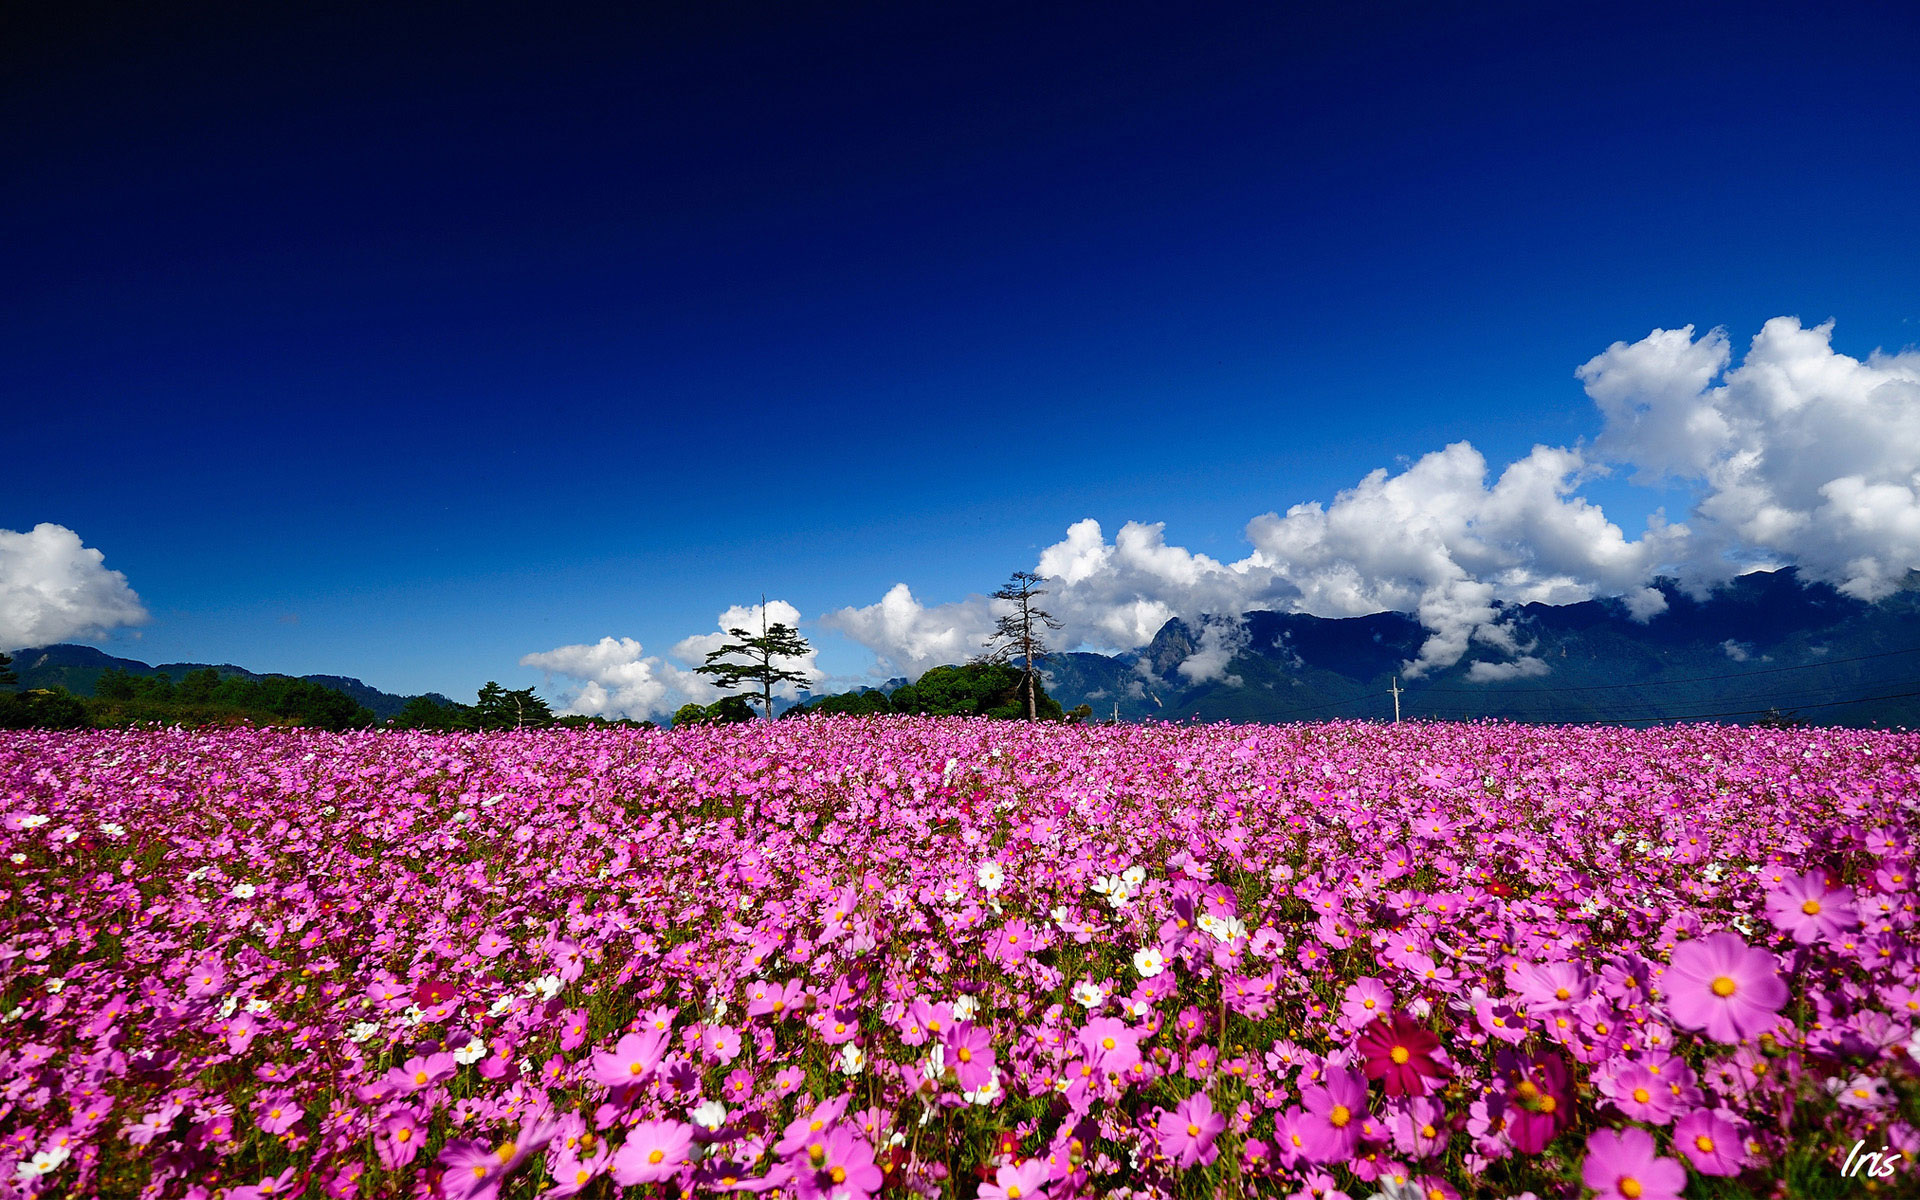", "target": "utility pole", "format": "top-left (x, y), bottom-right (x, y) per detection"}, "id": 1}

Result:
top-left (1390, 676), bottom-right (1402, 724)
